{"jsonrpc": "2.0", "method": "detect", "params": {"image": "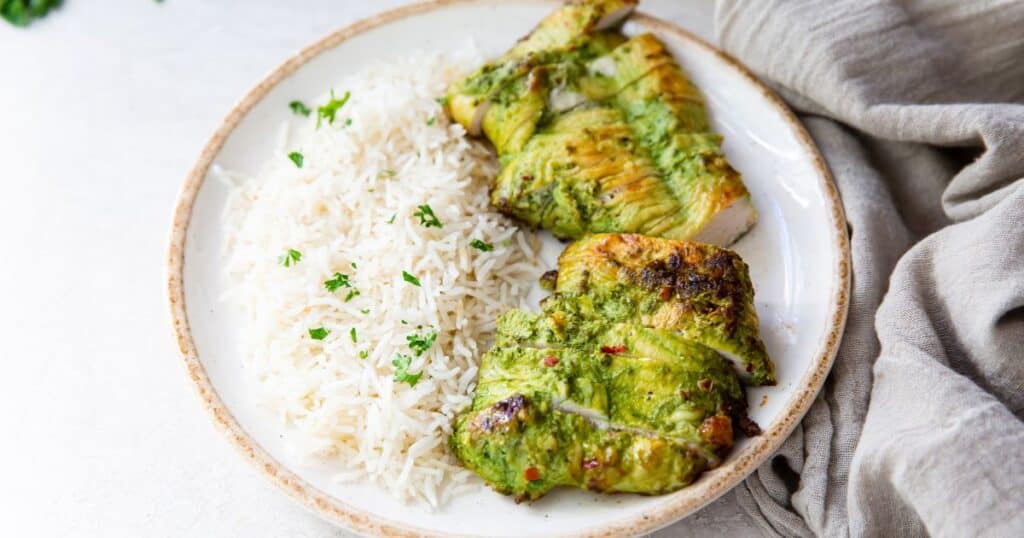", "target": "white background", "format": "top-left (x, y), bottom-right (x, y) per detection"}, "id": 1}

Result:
top-left (0, 1), bottom-right (761, 535)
